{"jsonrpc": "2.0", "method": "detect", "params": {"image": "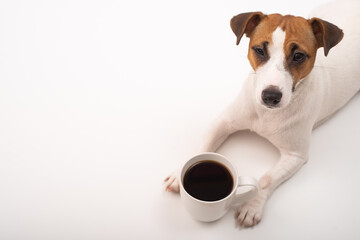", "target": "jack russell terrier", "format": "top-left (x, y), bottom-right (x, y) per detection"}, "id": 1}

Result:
top-left (164, 0), bottom-right (360, 227)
